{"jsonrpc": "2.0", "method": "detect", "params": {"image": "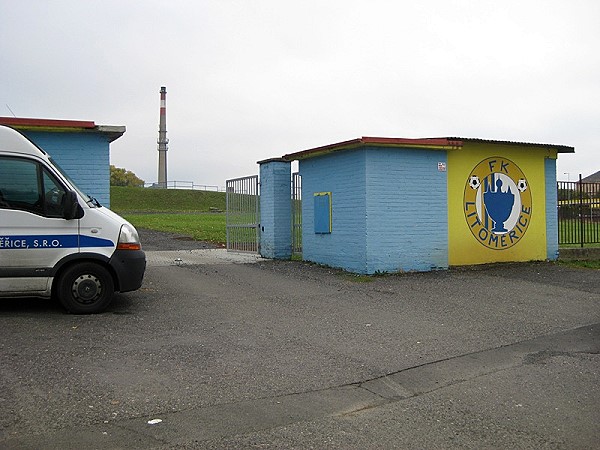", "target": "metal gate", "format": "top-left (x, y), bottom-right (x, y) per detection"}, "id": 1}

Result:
top-left (226, 175), bottom-right (260, 252)
top-left (557, 179), bottom-right (600, 246)
top-left (292, 172), bottom-right (302, 254)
